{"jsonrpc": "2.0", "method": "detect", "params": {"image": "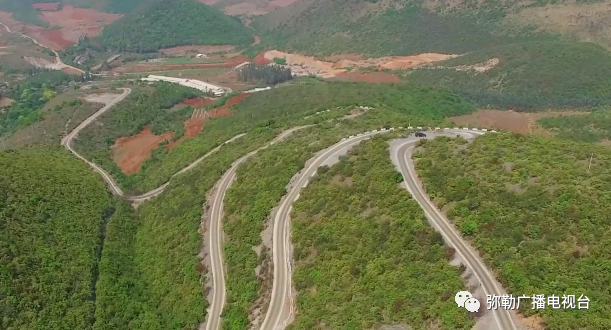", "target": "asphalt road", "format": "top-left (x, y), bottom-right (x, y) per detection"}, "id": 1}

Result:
top-left (61, 86), bottom-right (246, 203)
top-left (391, 131), bottom-right (518, 330)
top-left (204, 125), bottom-right (311, 330)
top-left (61, 88), bottom-right (132, 196)
top-left (260, 129), bottom-right (392, 330)
top-left (260, 128), bottom-right (518, 330)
